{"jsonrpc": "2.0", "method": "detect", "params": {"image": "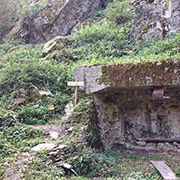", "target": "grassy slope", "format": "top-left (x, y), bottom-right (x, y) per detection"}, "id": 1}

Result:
top-left (0, 0), bottom-right (180, 179)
